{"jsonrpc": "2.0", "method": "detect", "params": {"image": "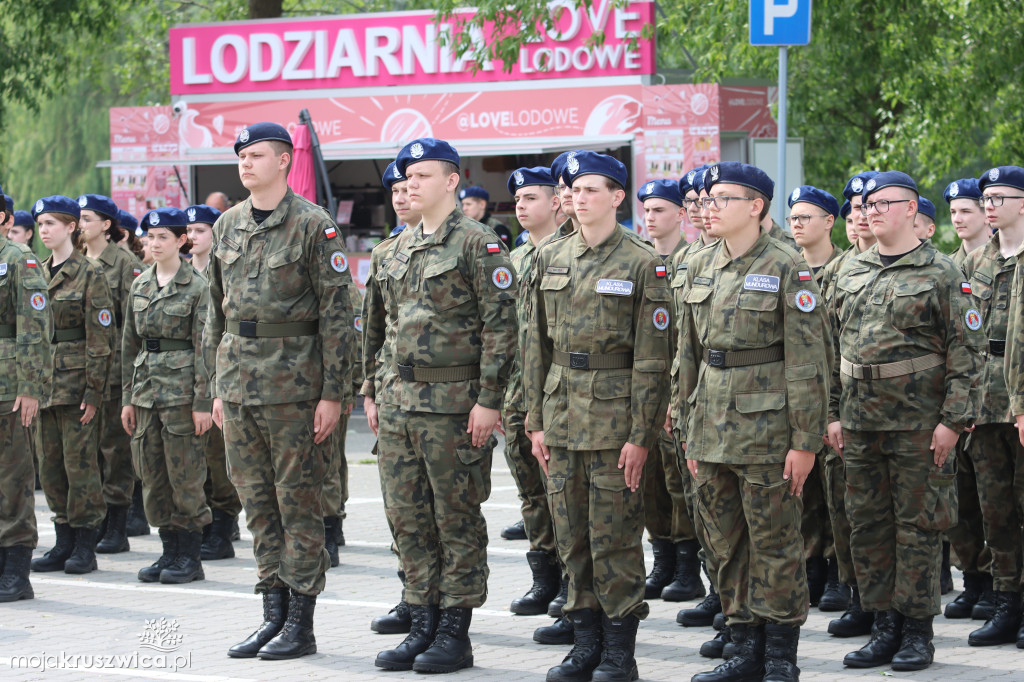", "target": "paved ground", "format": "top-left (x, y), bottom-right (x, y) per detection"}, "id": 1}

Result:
top-left (2, 415), bottom-right (1022, 681)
